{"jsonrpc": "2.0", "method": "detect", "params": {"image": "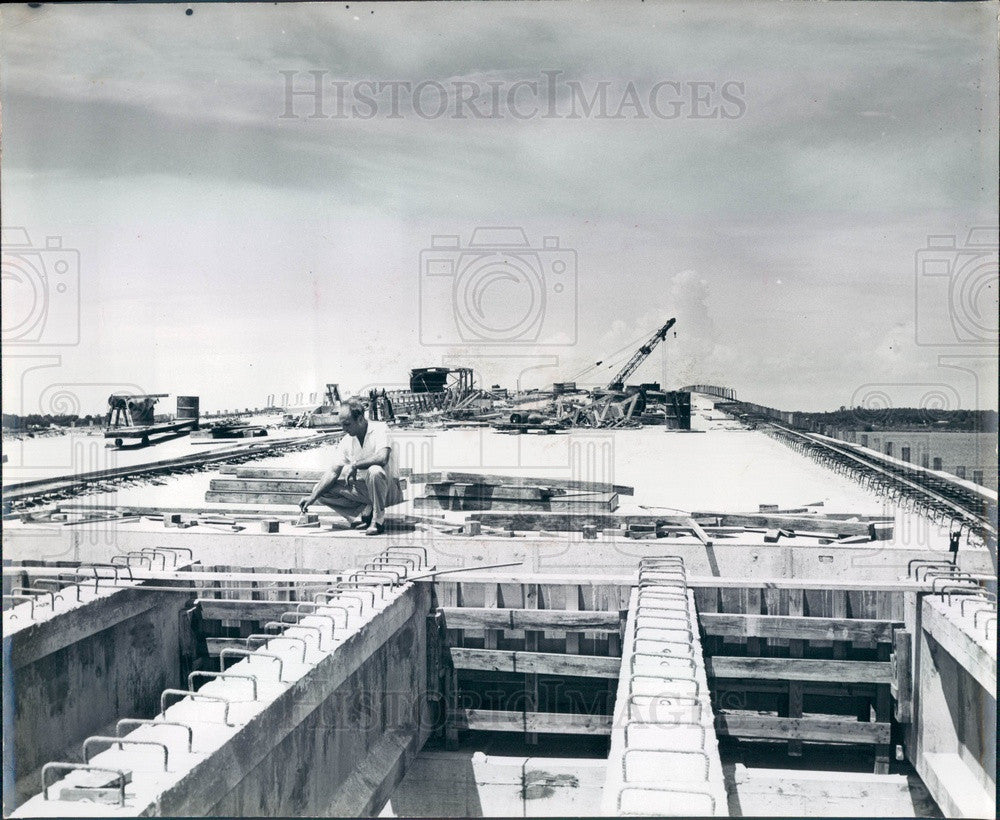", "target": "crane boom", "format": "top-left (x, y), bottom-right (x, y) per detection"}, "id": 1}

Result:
top-left (607, 318), bottom-right (676, 391)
